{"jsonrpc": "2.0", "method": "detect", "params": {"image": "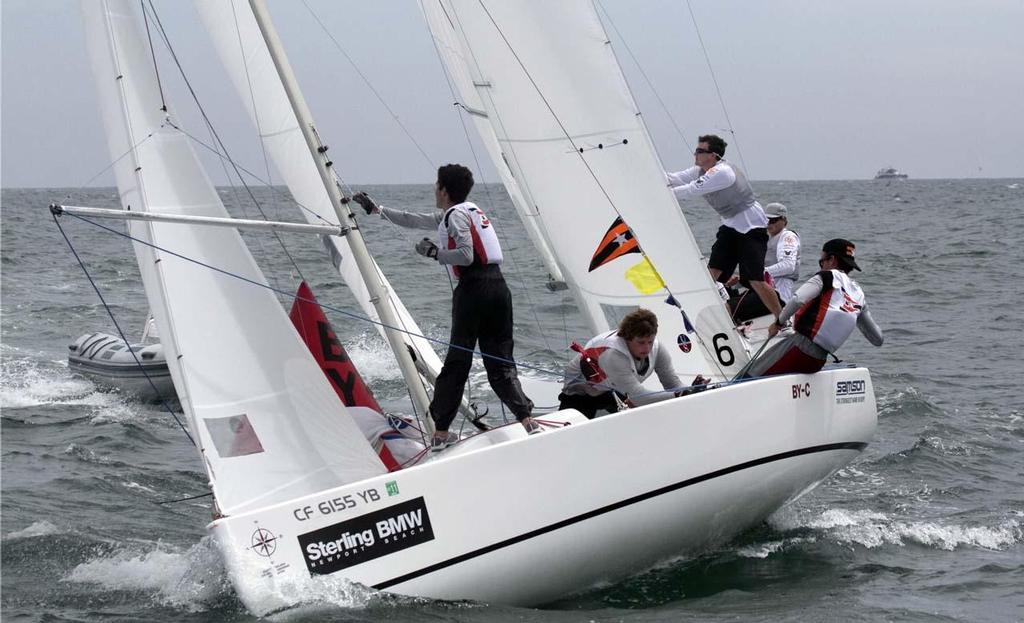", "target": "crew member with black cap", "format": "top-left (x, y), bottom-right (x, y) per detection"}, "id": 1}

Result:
top-left (666, 134), bottom-right (783, 321)
top-left (351, 164), bottom-right (536, 451)
top-left (742, 238), bottom-right (883, 378)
